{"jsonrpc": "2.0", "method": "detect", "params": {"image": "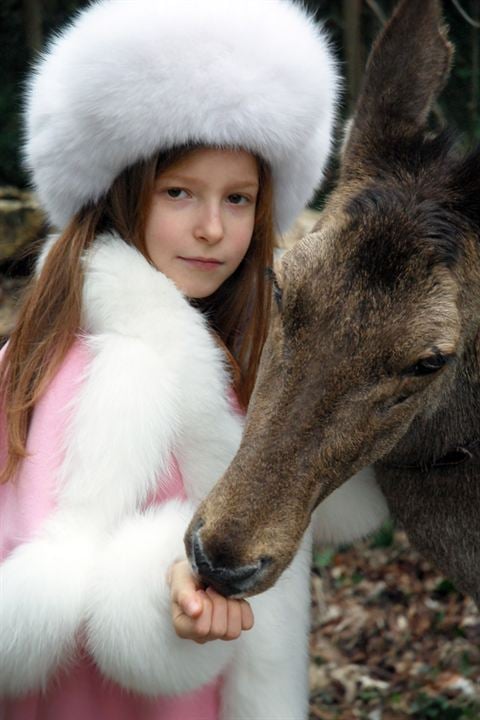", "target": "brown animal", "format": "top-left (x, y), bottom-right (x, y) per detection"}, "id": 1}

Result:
top-left (185, 0), bottom-right (480, 605)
